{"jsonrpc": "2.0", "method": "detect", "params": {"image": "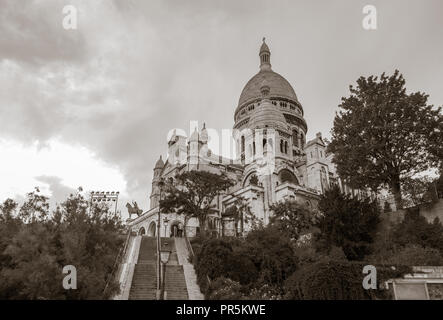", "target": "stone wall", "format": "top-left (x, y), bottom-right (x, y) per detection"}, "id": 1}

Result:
top-left (380, 199), bottom-right (443, 224)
